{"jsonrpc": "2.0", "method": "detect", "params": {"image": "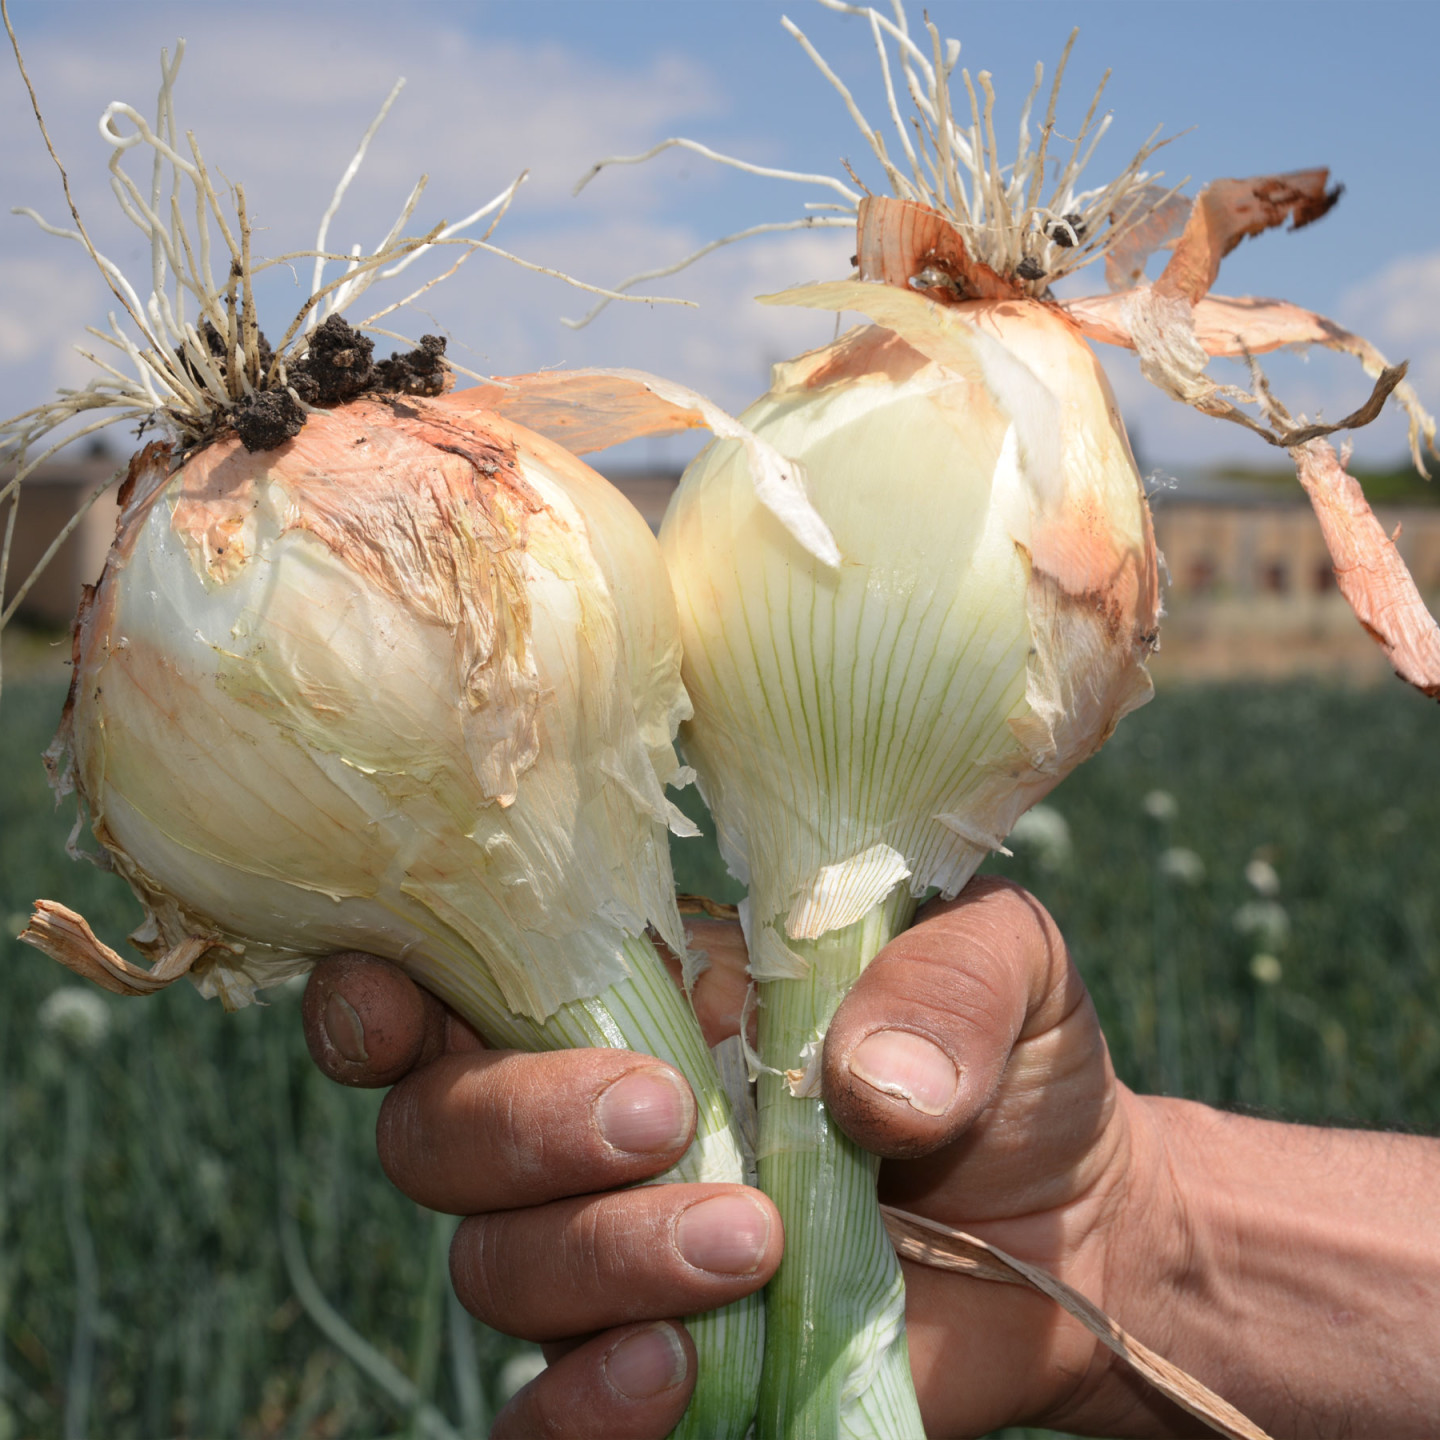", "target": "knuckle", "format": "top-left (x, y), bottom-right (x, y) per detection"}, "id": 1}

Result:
top-left (449, 1195), bottom-right (668, 1341)
top-left (905, 878), bottom-right (1068, 1013)
top-left (561, 1197), bottom-right (651, 1301)
top-left (852, 938), bottom-right (1020, 1048)
top-left (375, 1077), bottom-right (429, 1197)
top-left (374, 1053), bottom-right (557, 1211)
top-left (483, 1061), bottom-right (556, 1193)
top-left (377, 1049), bottom-right (663, 1216)
top-left (449, 1213), bottom-right (510, 1332)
